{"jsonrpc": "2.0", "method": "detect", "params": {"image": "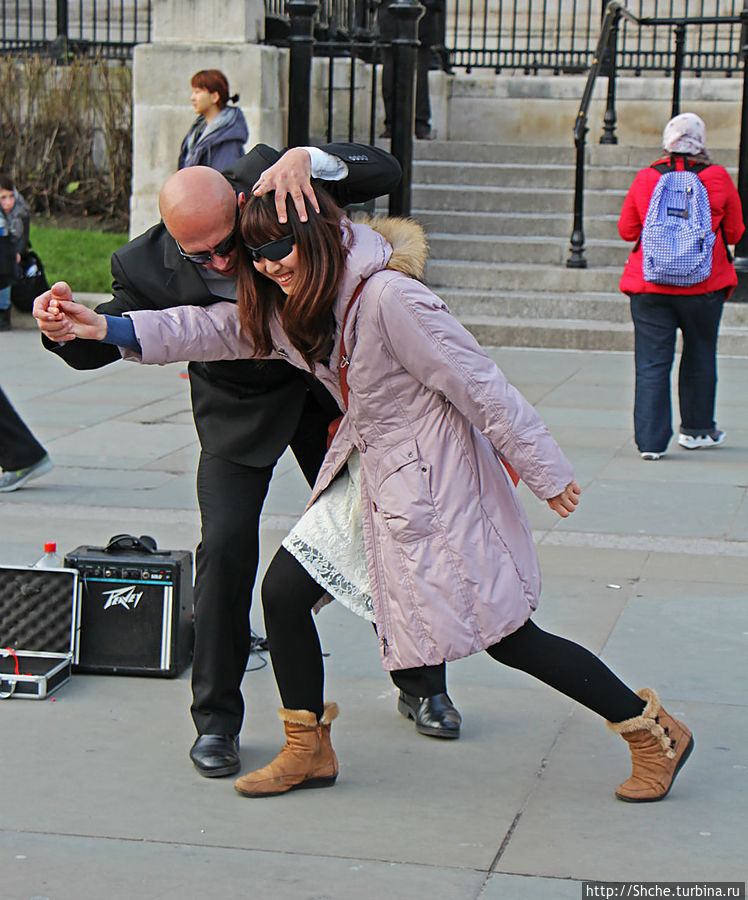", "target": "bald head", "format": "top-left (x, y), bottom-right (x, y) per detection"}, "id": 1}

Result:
top-left (159, 166), bottom-right (237, 251)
